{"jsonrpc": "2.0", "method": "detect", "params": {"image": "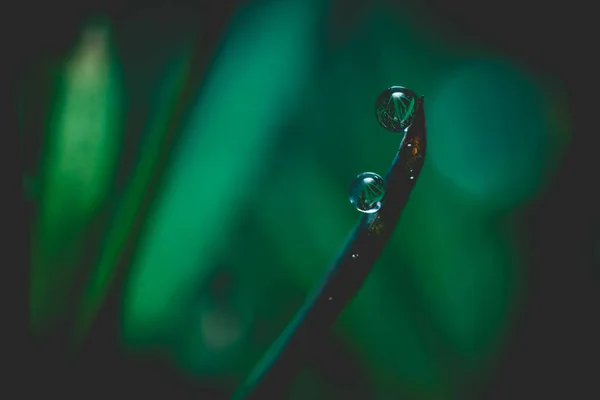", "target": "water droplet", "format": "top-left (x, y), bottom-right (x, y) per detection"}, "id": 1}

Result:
top-left (352, 254), bottom-right (359, 259)
top-left (375, 86), bottom-right (419, 132)
top-left (328, 297), bottom-right (333, 301)
top-left (349, 172), bottom-right (385, 213)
